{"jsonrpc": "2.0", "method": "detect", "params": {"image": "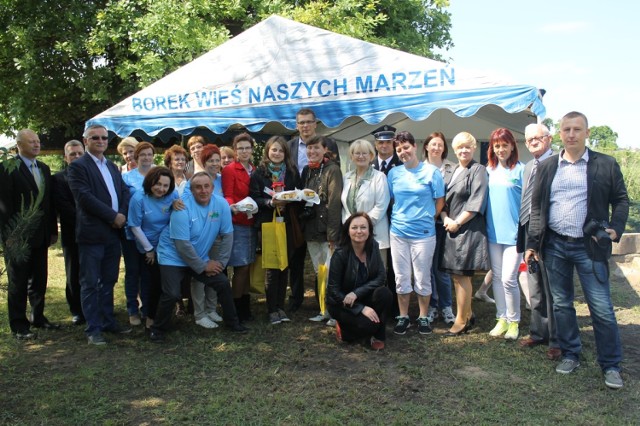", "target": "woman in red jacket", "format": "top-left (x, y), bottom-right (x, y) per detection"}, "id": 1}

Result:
top-left (222, 133), bottom-right (257, 322)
